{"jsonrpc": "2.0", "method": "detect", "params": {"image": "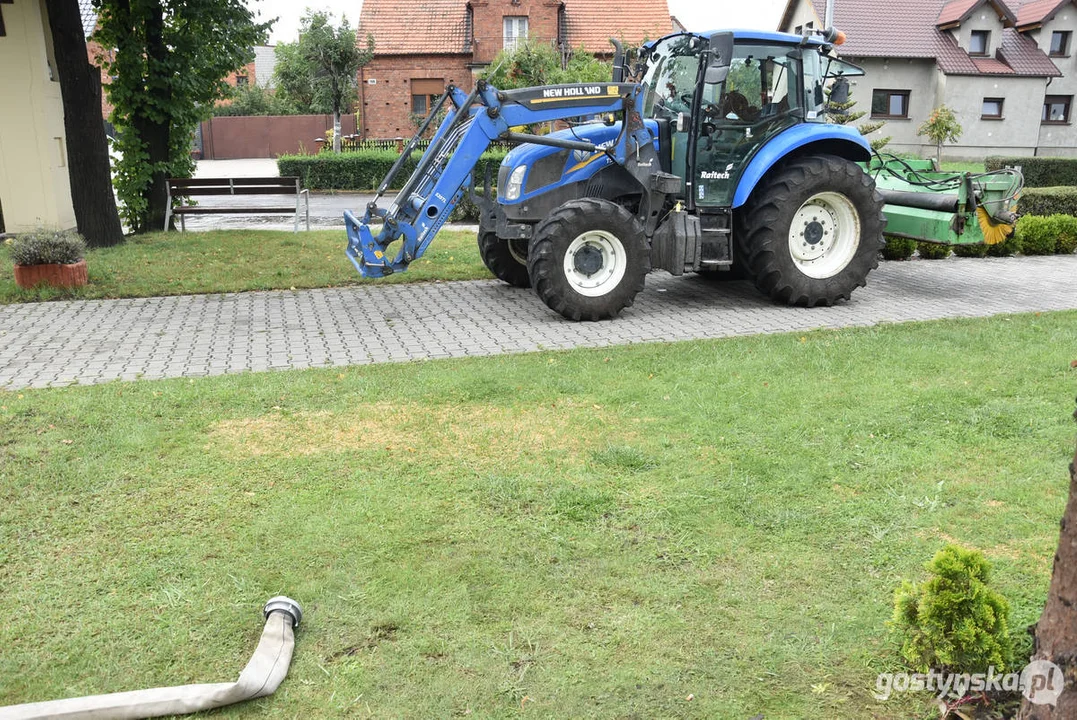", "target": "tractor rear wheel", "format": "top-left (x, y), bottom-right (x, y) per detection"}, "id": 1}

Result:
top-left (478, 231), bottom-right (531, 288)
top-left (741, 155), bottom-right (884, 306)
top-left (528, 198), bottom-right (649, 321)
